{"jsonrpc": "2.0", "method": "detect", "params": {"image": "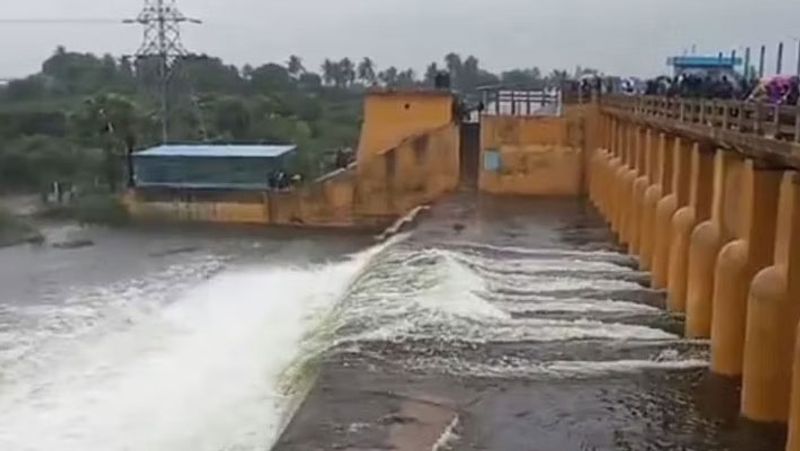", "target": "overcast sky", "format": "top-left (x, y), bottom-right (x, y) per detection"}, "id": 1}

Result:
top-left (2, 0), bottom-right (800, 79)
